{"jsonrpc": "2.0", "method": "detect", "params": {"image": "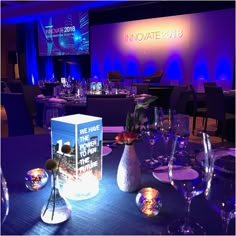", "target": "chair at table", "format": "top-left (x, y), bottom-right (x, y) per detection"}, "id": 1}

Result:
top-left (1, 81), bottom-right (11, 93)
top-left (203, 82), bottom-right (217, 88)
top-left (23, 85), bottom-right (42, 119)
top-left (143, 69), bottom-right (163, 83)
top-left (86, 97), bottom-right (135, 140)
top-left (107, 70), bottom-right (123, 83)
top-left (134, 84), bottom-right (149, 95)
top-left (1, 92), bottom-right (34, 136)
top-left (168, 85), bottom-right (189, 113)
top-left (189, 85), bottom-right (207, 135)
top-left (204, 86), bottom-right (235, 143)
top-left (6, 80), bottom-right (24, 93)
top-left (107, 70), bottom-right (124, 91)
